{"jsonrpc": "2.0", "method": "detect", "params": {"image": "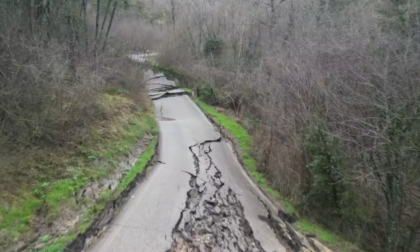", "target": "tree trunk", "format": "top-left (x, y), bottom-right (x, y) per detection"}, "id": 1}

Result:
top-left (170, 0), bottom-right (176, 31)
top-left (93, 0), bottom-right (101, 62)
top-left (101, 0), bottom-right (117, 52)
